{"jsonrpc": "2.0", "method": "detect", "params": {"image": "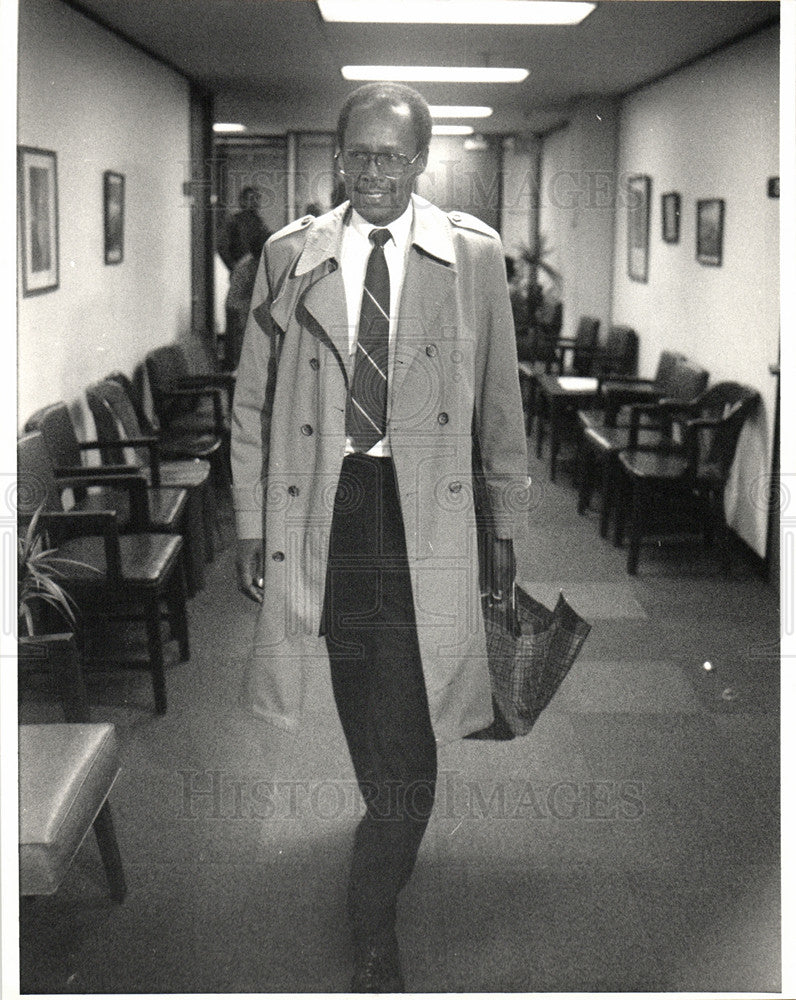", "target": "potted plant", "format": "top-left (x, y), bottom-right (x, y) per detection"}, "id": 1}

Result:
top-left (18, 505), bottom-right (81, 637)
top-left (17, 506), bottom-right (100, 720)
